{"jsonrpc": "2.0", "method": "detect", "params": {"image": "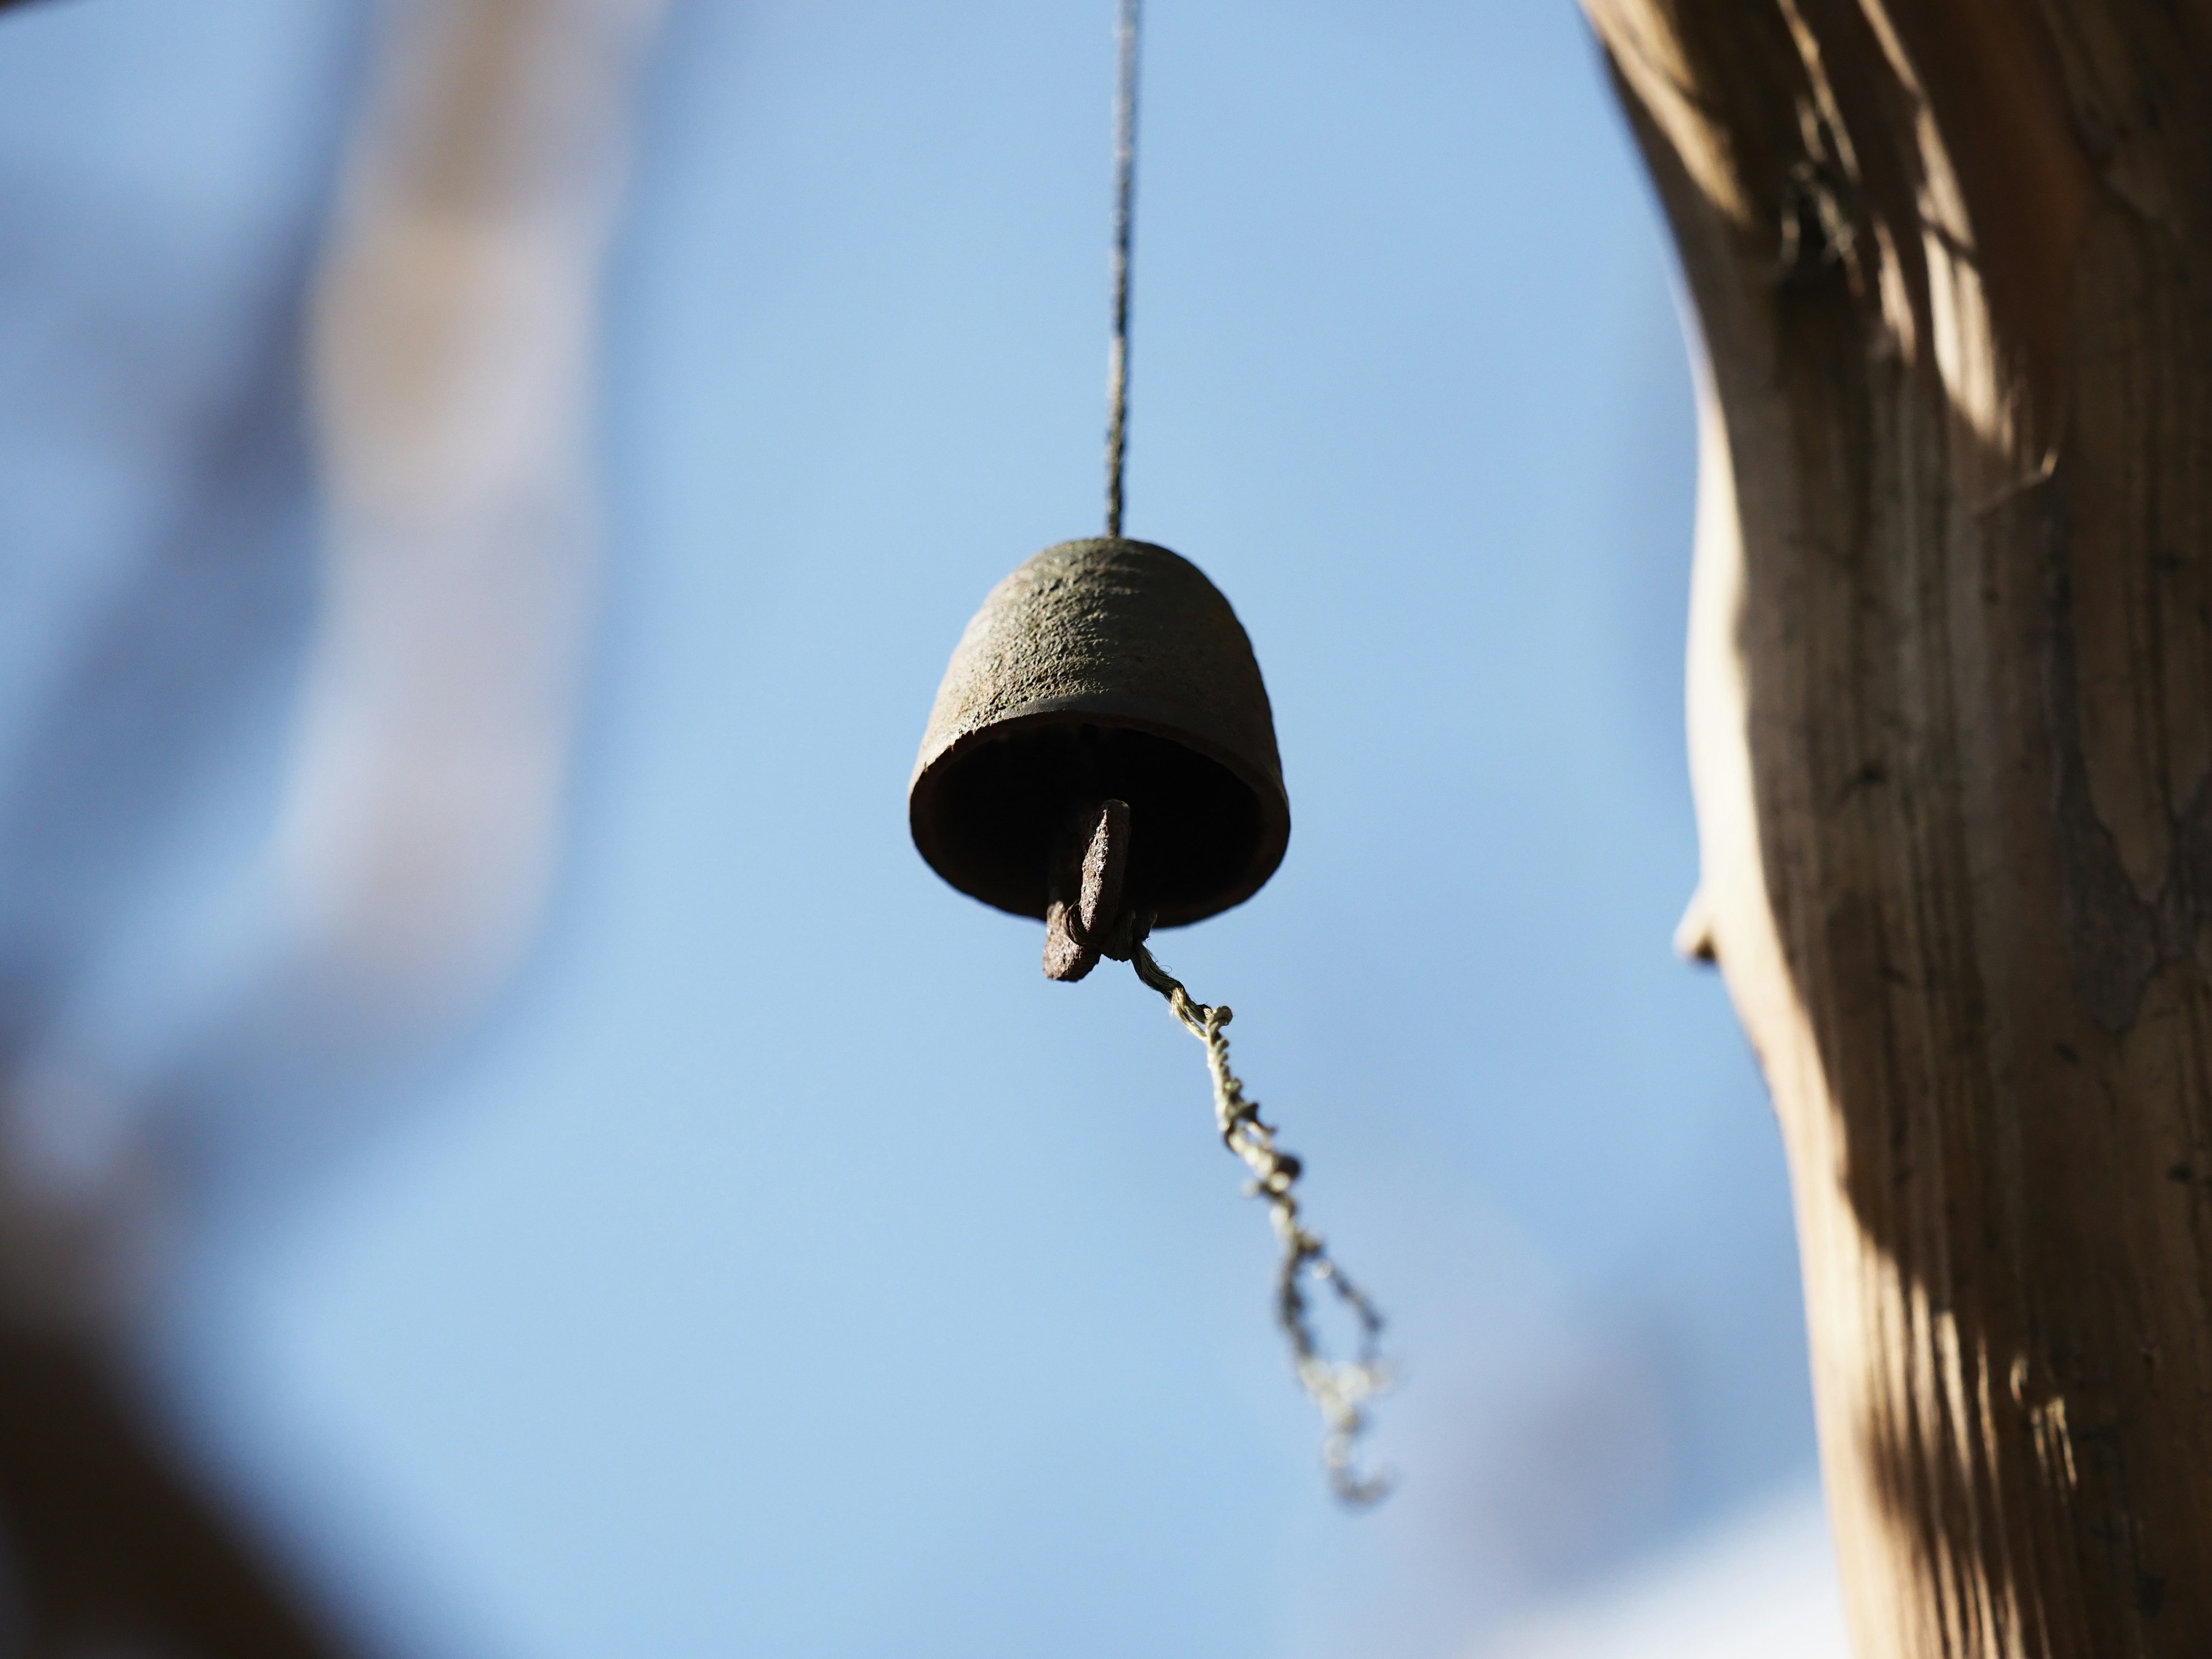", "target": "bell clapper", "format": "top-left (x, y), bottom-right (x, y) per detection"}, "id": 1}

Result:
top-left (1043, 797), bottom-right (1131, 982)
